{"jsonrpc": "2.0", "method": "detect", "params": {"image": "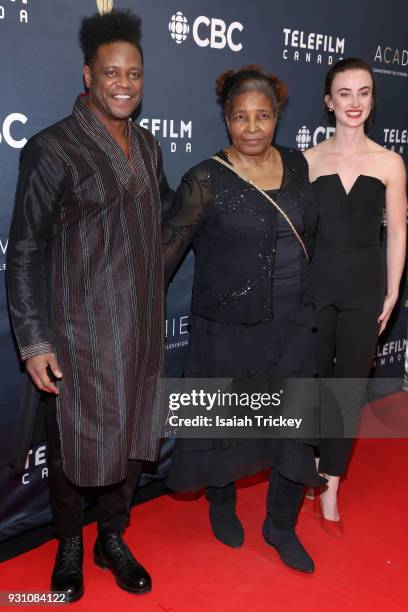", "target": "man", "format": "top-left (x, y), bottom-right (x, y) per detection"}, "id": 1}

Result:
top-left (7, 10), bottom-right (170, 602)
